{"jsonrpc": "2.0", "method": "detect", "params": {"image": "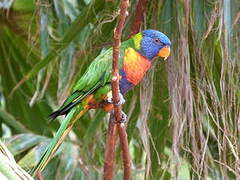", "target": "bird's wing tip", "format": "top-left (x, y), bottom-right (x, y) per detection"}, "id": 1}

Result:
top-left (49, 111), bottom-right (60, 120)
